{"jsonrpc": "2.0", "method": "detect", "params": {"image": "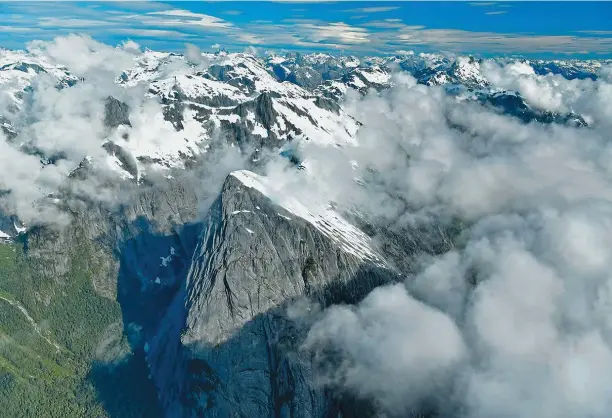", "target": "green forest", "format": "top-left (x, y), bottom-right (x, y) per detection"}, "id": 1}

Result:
top-left (0, 231), bottom-right (160, 417)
